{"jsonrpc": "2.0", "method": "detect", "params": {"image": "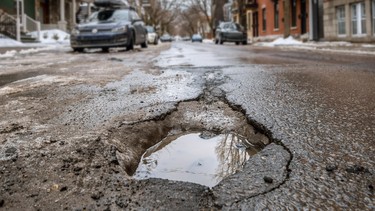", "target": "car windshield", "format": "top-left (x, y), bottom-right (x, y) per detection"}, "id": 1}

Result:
top-left (192, 34), bottom-right (201, 38)
top-left (235, 23), bottom-right (244, 31)
top-left (146, 26), bottom-right (155, 33)
top-left (90, 9), bottom-right (130, 22)
top-left (88, 12), bottom-right (98, 22)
